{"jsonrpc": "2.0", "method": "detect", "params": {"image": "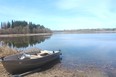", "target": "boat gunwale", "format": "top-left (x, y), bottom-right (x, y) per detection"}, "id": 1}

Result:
top-left (2, 51), bottom-right (60, 62)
